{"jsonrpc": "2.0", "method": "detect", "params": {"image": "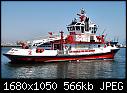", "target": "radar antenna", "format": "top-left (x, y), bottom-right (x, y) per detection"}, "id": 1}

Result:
top-left (81, 8), bottom-right (85, 14)
top-left (77, 8), bottom-right (86, 22)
